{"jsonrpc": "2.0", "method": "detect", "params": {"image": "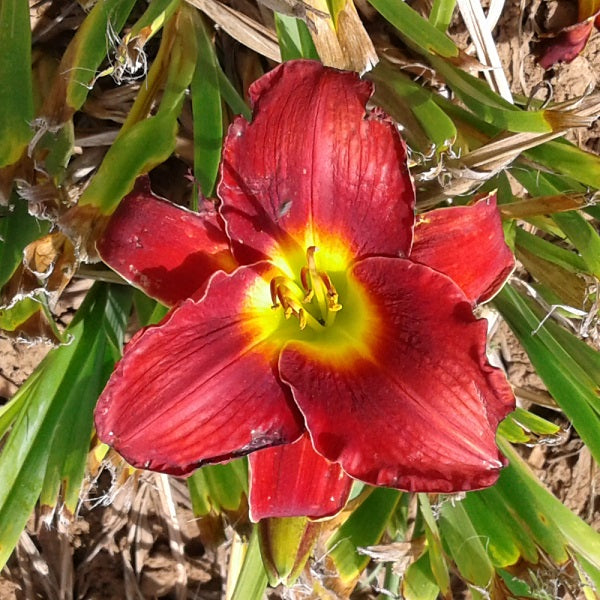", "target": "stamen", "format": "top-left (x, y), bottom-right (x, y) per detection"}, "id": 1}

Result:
top-left (269, 274), bottom-right (319, 330)
top-left (268, 245), bottom-right (343, 331)
top-left (300, 266), bottom-right (314, 302)
top-left (270, 277), bottom-right (282, 308)
top-left (306, 246), bottom-right (318, 275)
top-left (277, 287), bottom-right (292, 315)
top-left (305, 246), bottom-right (329, 318)
top-left (319, 272), bottom-right (342, 312)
